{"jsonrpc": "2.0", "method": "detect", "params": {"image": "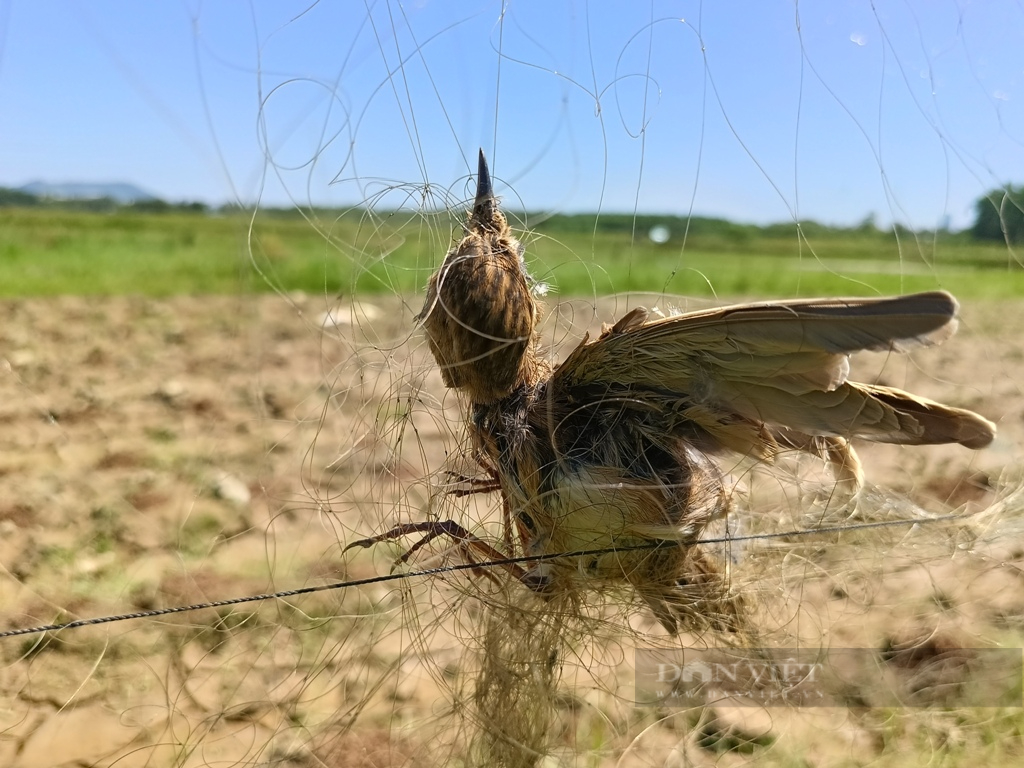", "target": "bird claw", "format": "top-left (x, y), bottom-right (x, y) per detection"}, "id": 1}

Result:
top-left (343, 520), bottom-right (532, 587)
